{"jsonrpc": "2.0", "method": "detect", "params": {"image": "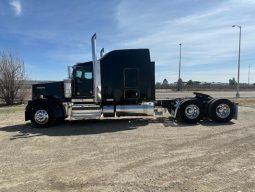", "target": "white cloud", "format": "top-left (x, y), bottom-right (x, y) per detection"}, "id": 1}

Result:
top-left (114, 0), bottom-right (255, 83)
top-left (9, 0), bottom-right (22, 16)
